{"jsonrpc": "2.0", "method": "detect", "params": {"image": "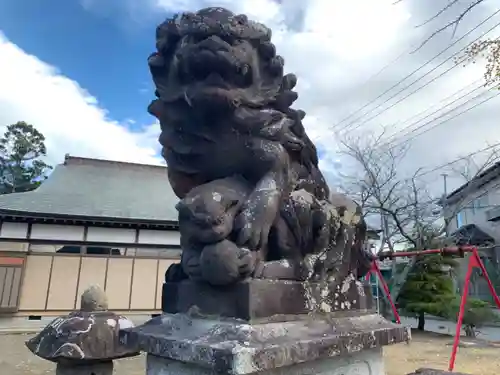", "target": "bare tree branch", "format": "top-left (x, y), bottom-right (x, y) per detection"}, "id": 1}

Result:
top-left (337, 130), bottom-right (428, 253)
top-left (338, 134), bottom-right (500, 306)
top-left (449, 146), bottom-right (500, 181)
top-left (337, 129), bottom-right (500, 260)
top-left (416, 0), bottom-right (461, 28)
top-left (408, 0), bottom-right (486, 52)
